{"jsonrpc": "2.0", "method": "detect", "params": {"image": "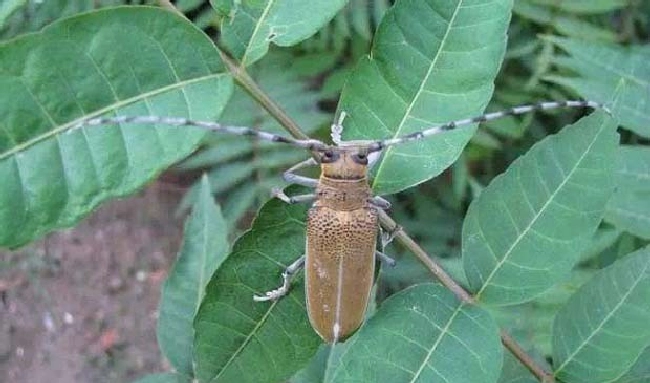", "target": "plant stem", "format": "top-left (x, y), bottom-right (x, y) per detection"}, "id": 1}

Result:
top-left (378, 210), bottom-right (556, 383)
top-left (217, 50), bottom-right (311, 141)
